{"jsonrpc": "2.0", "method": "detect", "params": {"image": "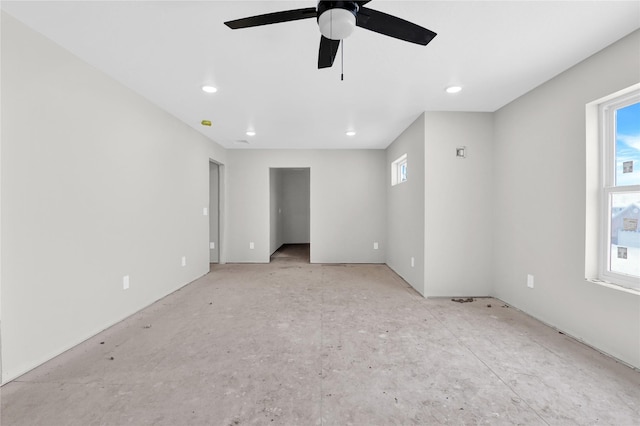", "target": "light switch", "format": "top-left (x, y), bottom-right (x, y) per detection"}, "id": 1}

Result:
top-left (203, 207), bottom-right (208, 216)
top-left (249, 242), bottom-right (255, 250)
top-left (123, 275), bottom-right (130, 290)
